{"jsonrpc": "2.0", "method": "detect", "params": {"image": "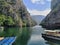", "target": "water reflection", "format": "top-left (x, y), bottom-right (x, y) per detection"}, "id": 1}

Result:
top-left (28, 25), bottom-right (60, 45)
top-left (0, 27), bottom-right (31, 45)
top-left (0, 25), bottom-right (60, 45)
top-left (45, 40), bottom-right (60, 45)
top-left (27, 26), bottom-right (48, 45)
top-left (13, 27), bottom-right (31, 45)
